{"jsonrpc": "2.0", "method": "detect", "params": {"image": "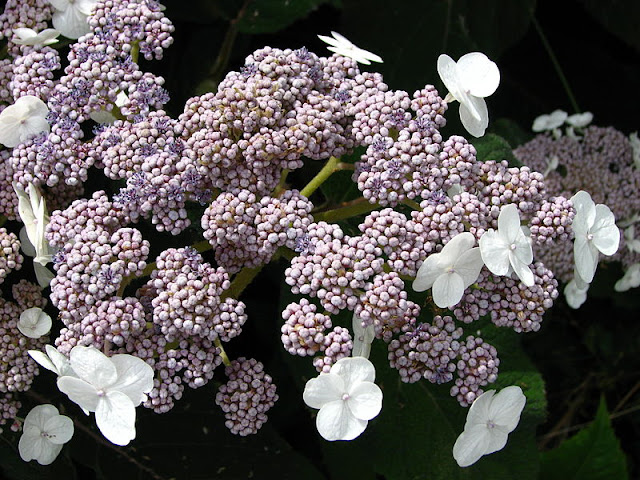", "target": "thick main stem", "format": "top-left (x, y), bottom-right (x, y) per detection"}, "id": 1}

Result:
top-left (300, 156), bottom-right (342, 198)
